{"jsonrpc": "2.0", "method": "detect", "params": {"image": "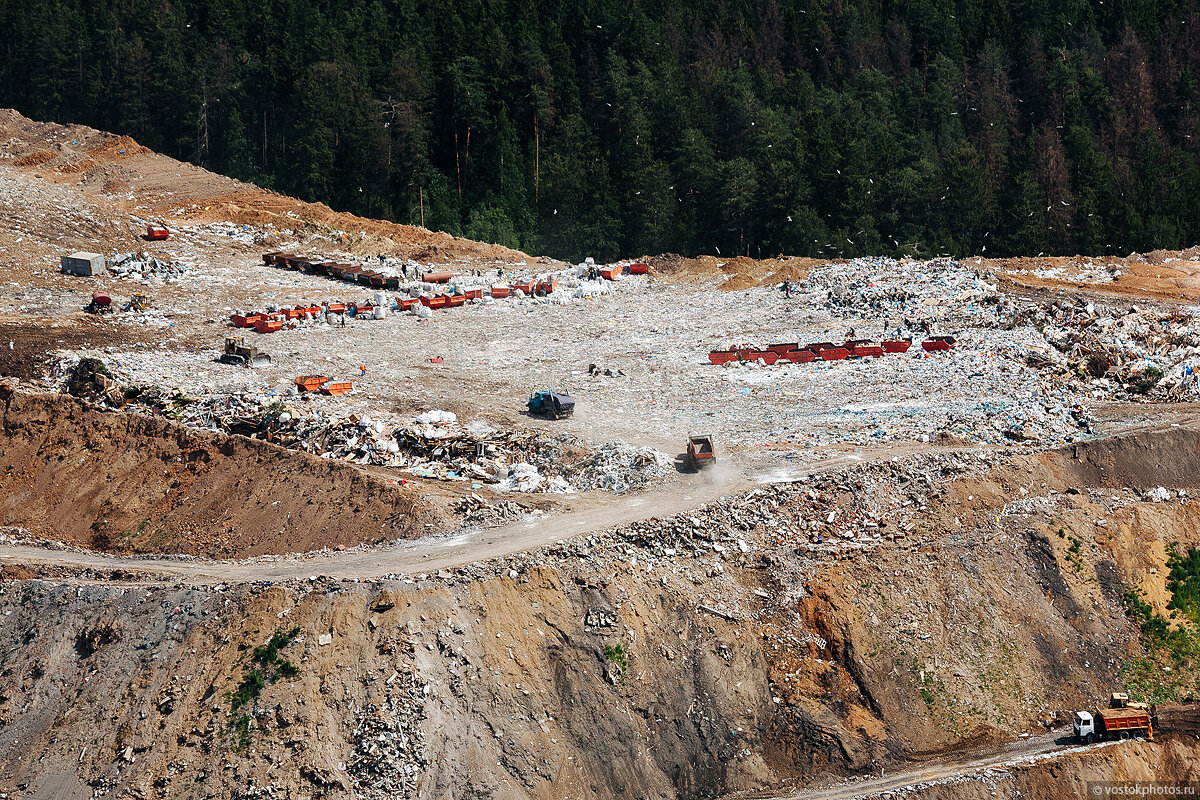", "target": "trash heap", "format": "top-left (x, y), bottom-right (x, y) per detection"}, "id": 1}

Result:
top-left (1023, 299), bottom-right (1200, 402)
top-left (567, 440), bottom-right (674, 493)
top-left (108, 252), bottom-right (188, 280)
top-left (800, 257), bottom-right (1008, 330)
